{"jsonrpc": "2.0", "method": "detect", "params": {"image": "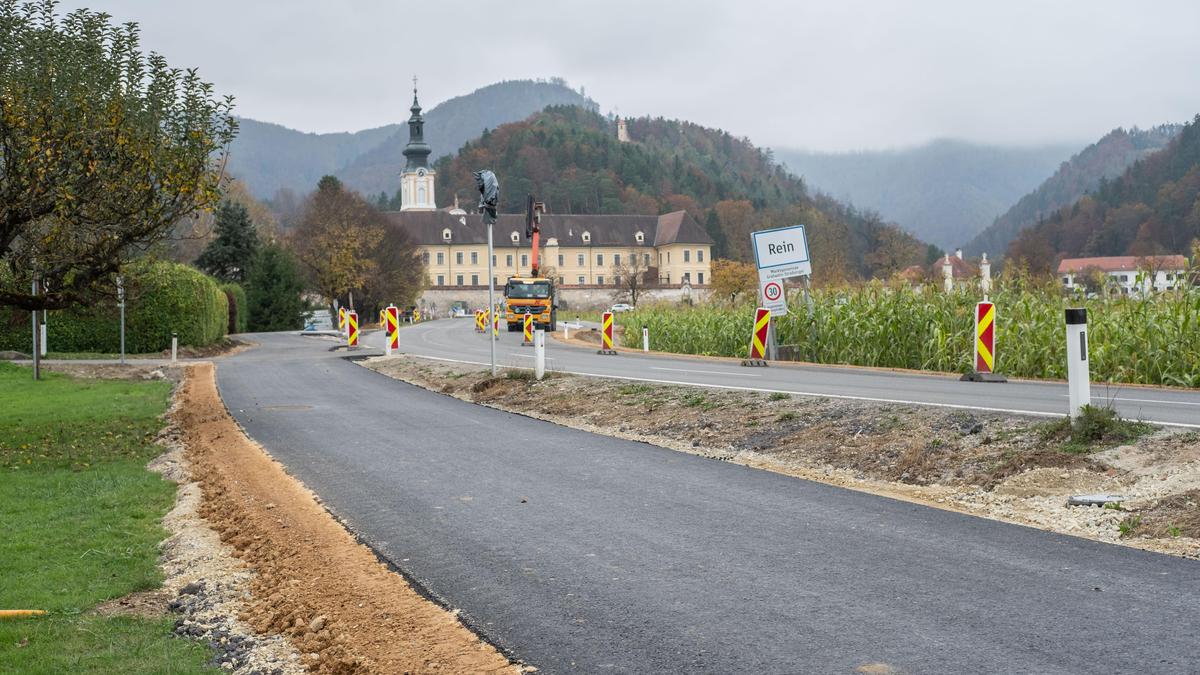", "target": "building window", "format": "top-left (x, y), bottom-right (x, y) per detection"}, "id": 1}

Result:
top-left (582, 231), bottom-right (591, 243)
top-left (510, 231), bottom-right (520, 243)
top-left (596, 254), bottom-right (604, 266)
top-left (436, 275), bottom-right (445, 286)
top-left (614, 254), bottom-right (621, 266)
top-left (521, 254), bottom-right (528, 267)
top-left (684, 250), bottom-right (690, 263)
top-left (422, 252), bottom-right (430, 264)
top-left (442, 228), bottom-right (452, 241)
top-left (577, 254), bottom-right (585, 266)
top-left (558, 254), bottom-right (564, 266)
top-left (613, 275), bottom-right (621, 286)
top-left (456, 252), bottom-right (463, 265)
top-left (558, 276), bottom-right (564, 285)
top-left (456, 275), bottom-right (463, 286)
top-left (635, 231), bottom-right (644, 243)
top-left (471, 274), bottom-right (479, 285)
top-left (1062, 277), bottom-right (1070, 285)
top-left (471, 252), bottom-right (478, 264)
top-left (492, 255), bottom-right (496, 266)
top-left (597, 275), bottom-right (605, 285)
top-left (683, 272), bottom-right (691, 283)
top-left (436, 252), bottom-right (444, 265)
top-left (578, 275), bottom-right (585, 285)
top-left (418, 186), bottom-right (426, 204)
top-left (506, 254), bottom-right (513, 267)
top-left (697, 249), bottom-right (704, 262)
top-left (667, 252), bottom-right (671, 263)
top-left (644, 254), bottom-right (650, 265)
top-left (698, 272), bottom-right (704, 285)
